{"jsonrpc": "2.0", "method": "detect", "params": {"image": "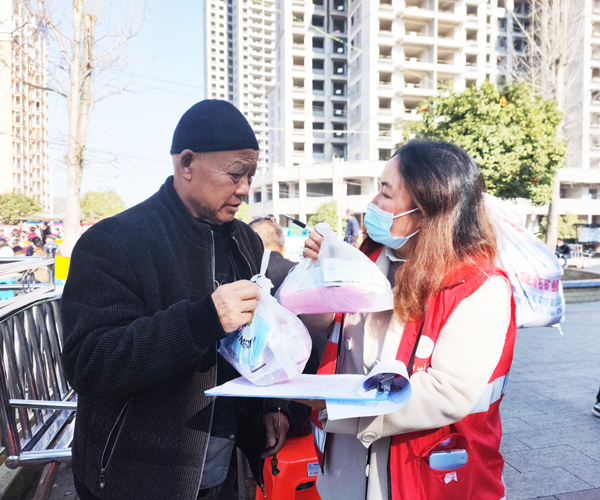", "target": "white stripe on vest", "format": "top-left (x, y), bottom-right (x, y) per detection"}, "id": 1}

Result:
top-left (470, 373), bottom-right (509, 414)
